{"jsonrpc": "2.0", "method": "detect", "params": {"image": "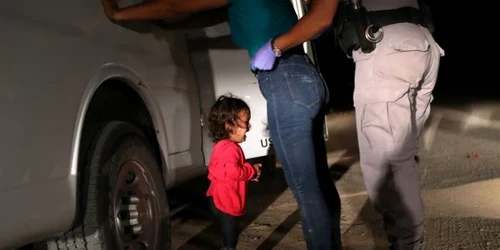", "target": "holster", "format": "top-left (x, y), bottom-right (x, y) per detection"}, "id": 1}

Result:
top-left (332, 1), bottom-right (364, 57)
top-left (333, 0), bottom-right (434, 57)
